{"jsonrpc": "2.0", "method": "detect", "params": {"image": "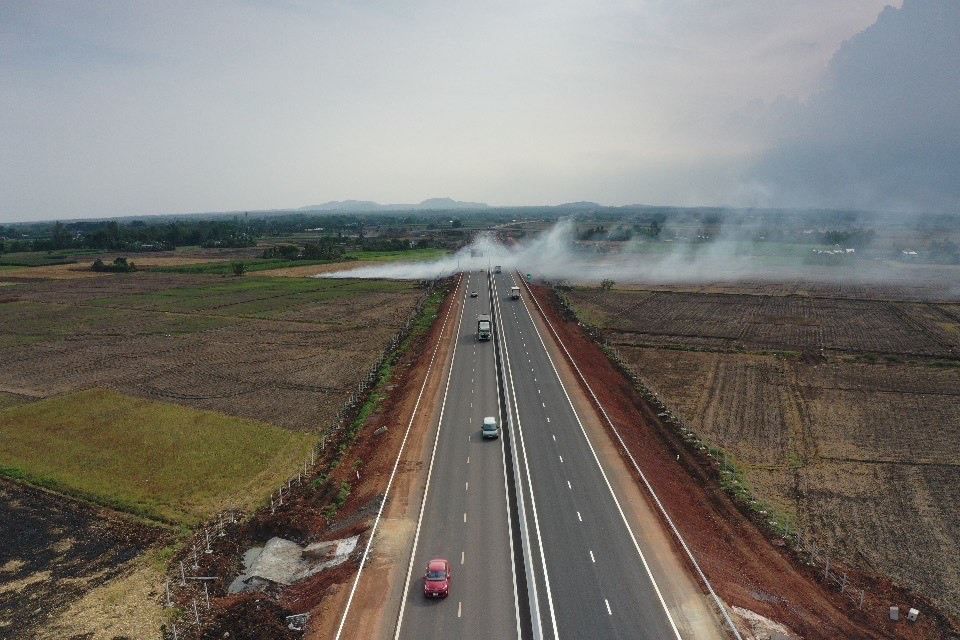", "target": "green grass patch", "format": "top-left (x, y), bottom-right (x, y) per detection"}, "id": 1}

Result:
top-left (146, 248), bottom-right (450, 274)
top-left (0, 249), bottom-right (105, 267)
top-left (147, 258), bottom-right (335, 275)
top-left (929, 359), bottom-right (960, 369)
top-left (345, 248), bottom-right (451, 263)
top-left (0, 389), bottom-right (316, 525)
